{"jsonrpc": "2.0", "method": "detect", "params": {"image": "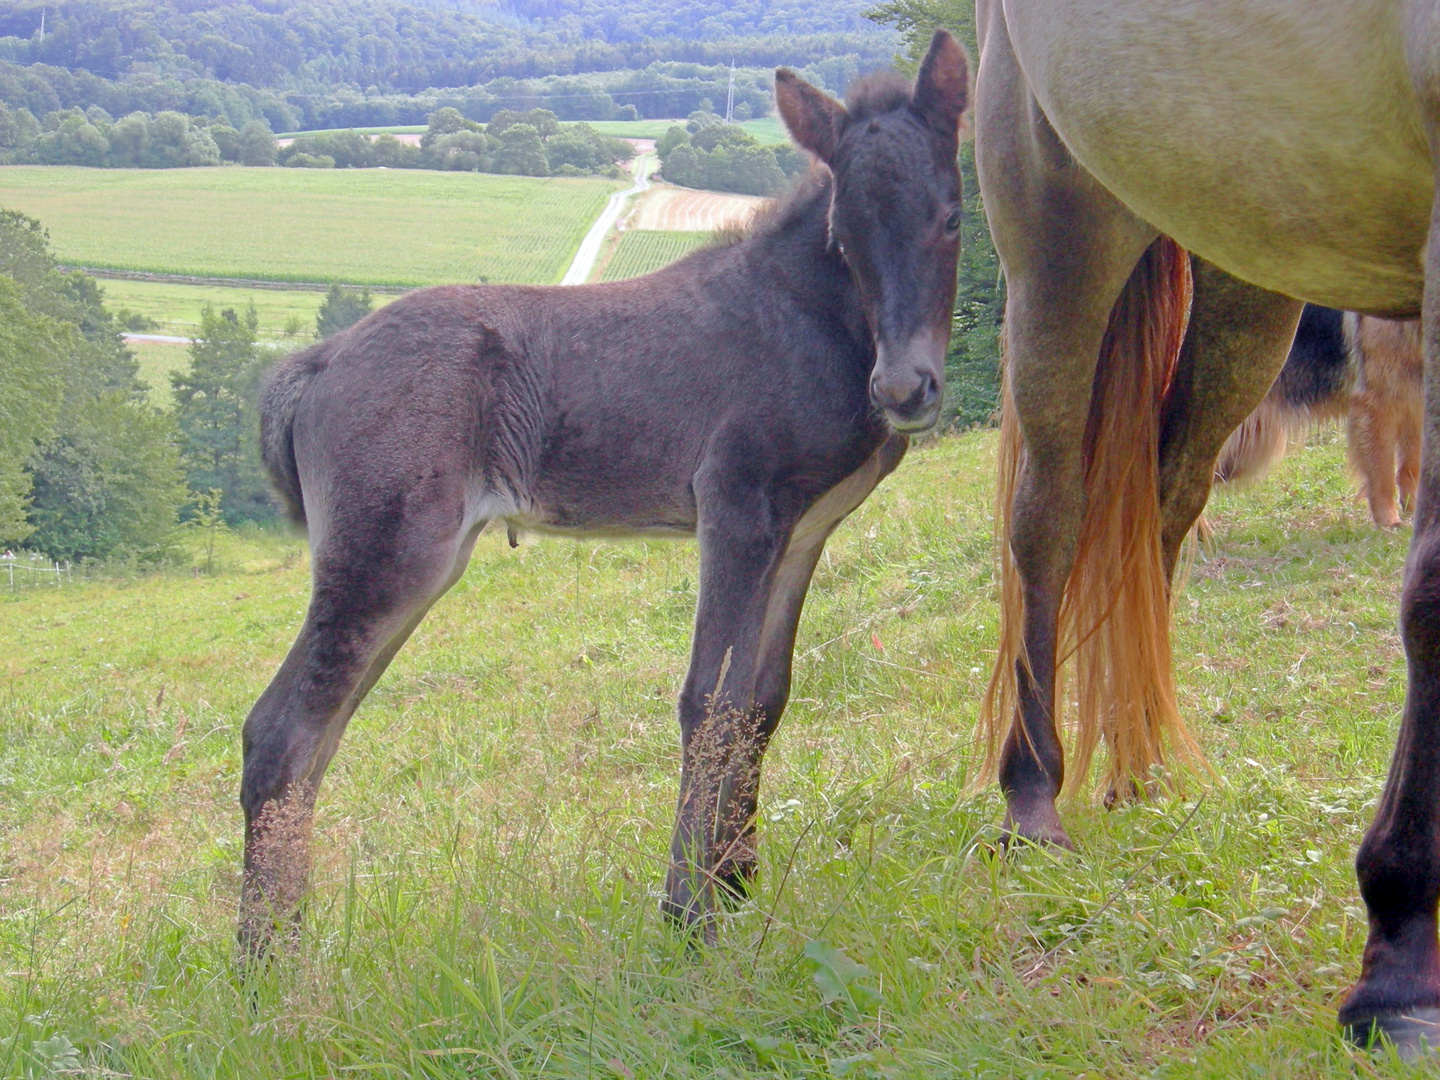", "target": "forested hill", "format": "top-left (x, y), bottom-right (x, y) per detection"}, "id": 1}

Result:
top-left (0, 0), bottom-right (895, 91)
